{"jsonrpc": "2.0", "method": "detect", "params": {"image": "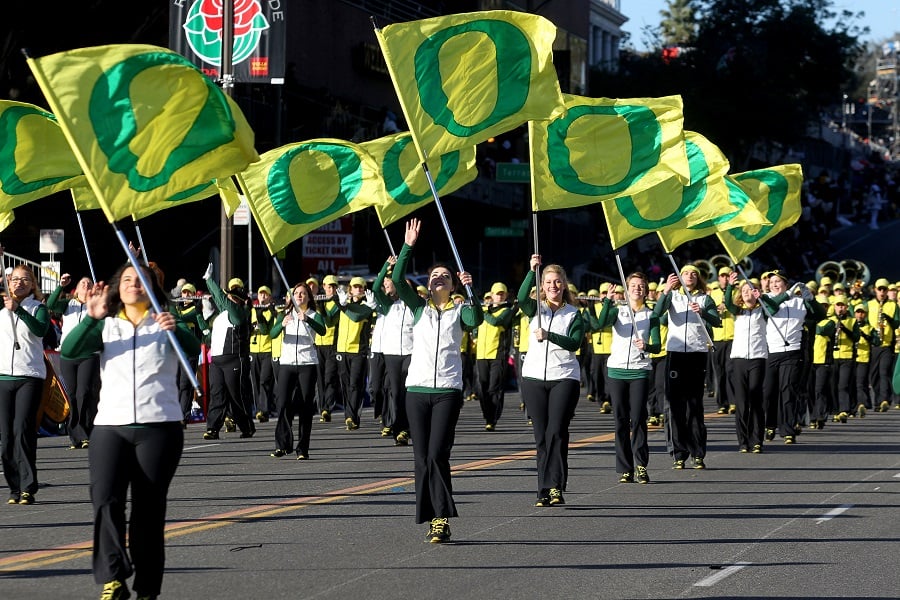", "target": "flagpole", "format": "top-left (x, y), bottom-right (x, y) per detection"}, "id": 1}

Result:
top-left (74, 211), bottom-right (97, 283)
top-left (532, 212), bottom-right (542, 334)
top-left (382, 227), bottom-right (396, 257)
top-left (420, 161), bottom-right (475, 302)
top-left (665, 253), bottom-right (715, 350)
top-left (0, 250), bottom-right (20, 350)
top-left (218, 1), bottom-right (236, 289)
top-left (614, 252), bottom-right (644, 359)
top-left (112, 225), bottom-right (202, 396)
top-left (272, 255), bottom-right (290, 291)
top-left (133, 220), bottom-right (151, 266)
